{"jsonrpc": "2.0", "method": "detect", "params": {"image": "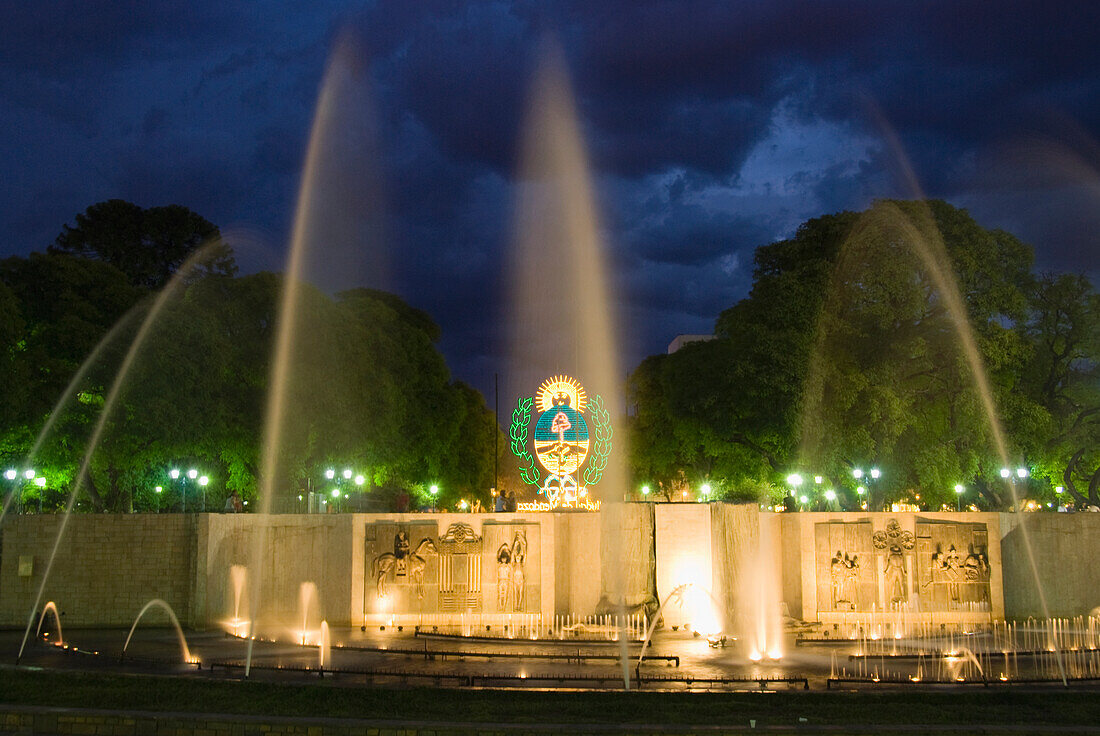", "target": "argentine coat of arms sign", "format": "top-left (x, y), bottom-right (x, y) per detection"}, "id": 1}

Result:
top-left (509, 375), bottom-right (611, 509)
